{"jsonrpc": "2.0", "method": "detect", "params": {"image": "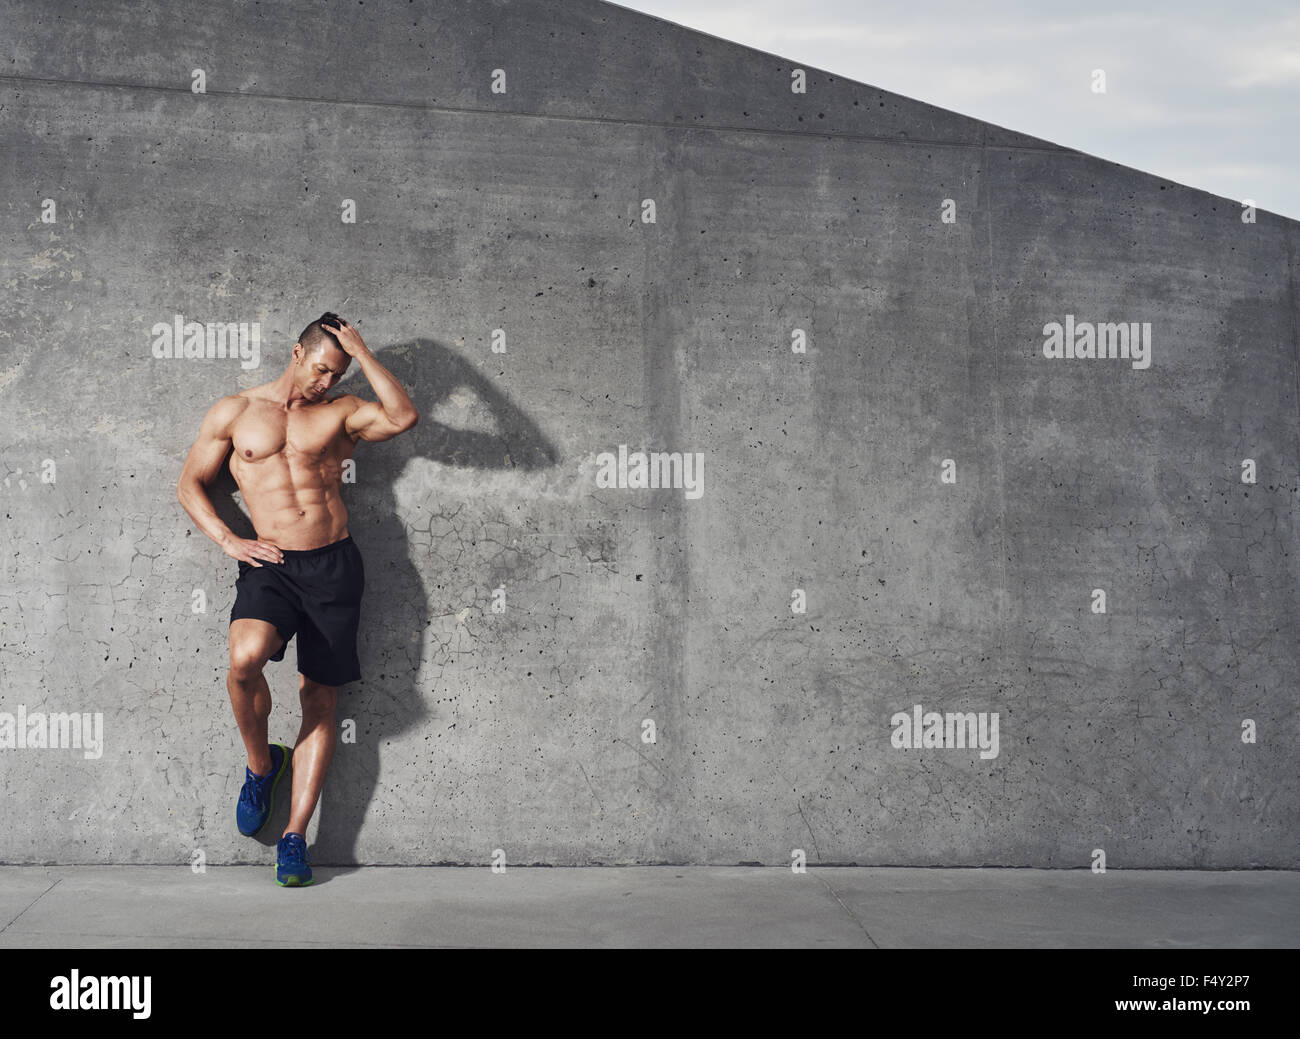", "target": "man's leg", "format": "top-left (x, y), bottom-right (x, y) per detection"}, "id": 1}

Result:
top-left (284, 674), bottom-right (339, 837)
top-left (227, 618), bottom-right (284, 776)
